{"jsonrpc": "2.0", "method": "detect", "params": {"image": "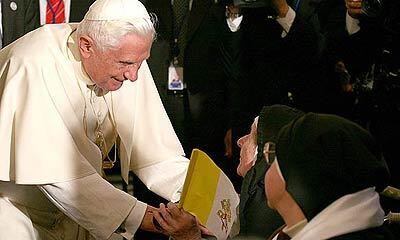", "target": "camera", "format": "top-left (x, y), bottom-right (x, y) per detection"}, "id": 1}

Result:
top-left (358, 0), bottom-right (400, 113)
top-left (362, 0), bottom-right (384, 18)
